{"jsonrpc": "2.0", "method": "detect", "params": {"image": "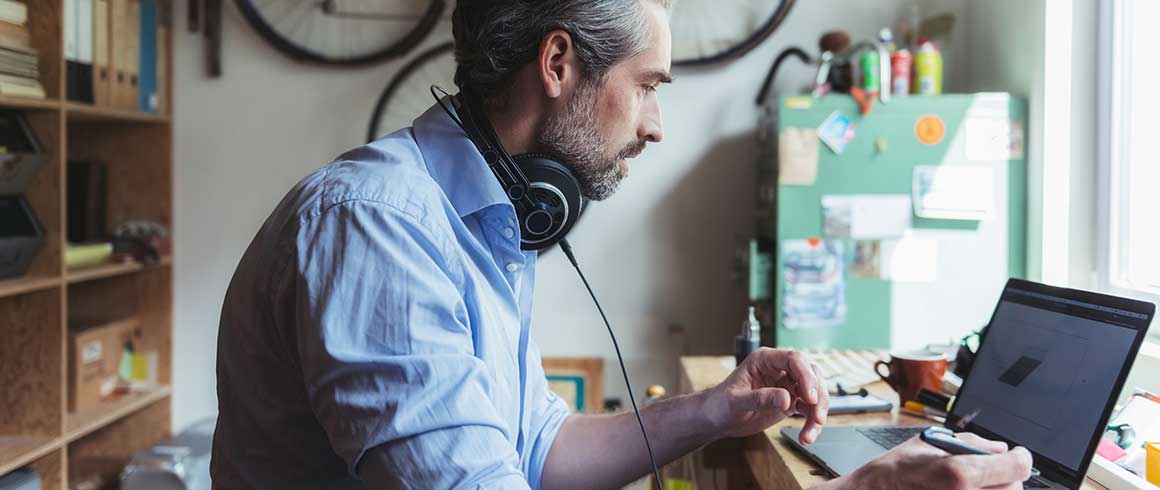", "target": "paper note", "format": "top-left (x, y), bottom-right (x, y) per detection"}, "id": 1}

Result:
top-left (881, 234), bottom-right (938, 283)
top-left (782, 239), bottom-right (847, 329)
top-left (779, 127), bottom-right (819, 185)
top-left (822, 195), bottom-right (912, 239)
top-left (965, 117), bottom-right (1026, 161)
top-left (913, 165), bottom-right (995, 221)
top-left (852, 240), bottom-right (882, 278)
top-left (817, 111), bottom-right (856, 155)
